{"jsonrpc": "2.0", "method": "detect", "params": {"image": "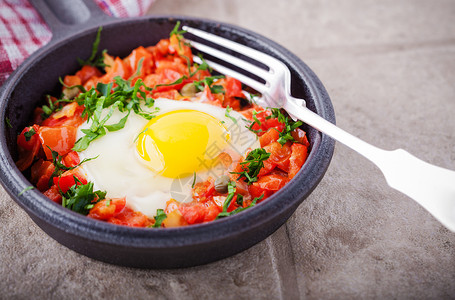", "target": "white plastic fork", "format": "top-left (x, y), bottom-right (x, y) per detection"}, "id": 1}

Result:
top-left (183, 25), bottom-right (455, 232)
